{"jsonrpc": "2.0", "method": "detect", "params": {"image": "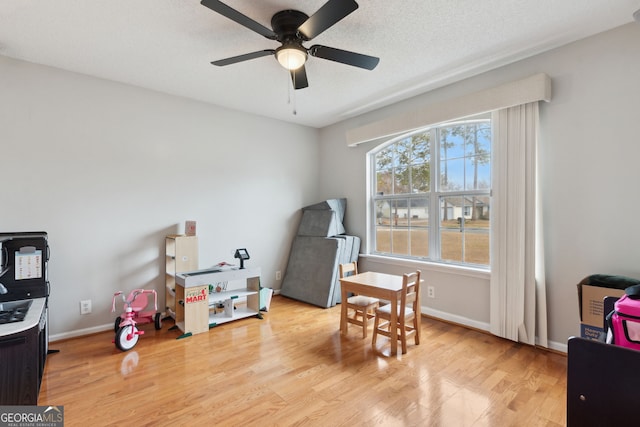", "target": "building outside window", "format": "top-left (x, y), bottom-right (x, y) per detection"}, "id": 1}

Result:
top-left (370, 115), bottom-right (491, 267)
